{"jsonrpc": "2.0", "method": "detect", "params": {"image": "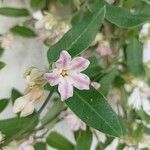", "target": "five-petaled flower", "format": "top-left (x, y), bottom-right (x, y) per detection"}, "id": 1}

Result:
top-left (45, 50), bottom-right (90, 101)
